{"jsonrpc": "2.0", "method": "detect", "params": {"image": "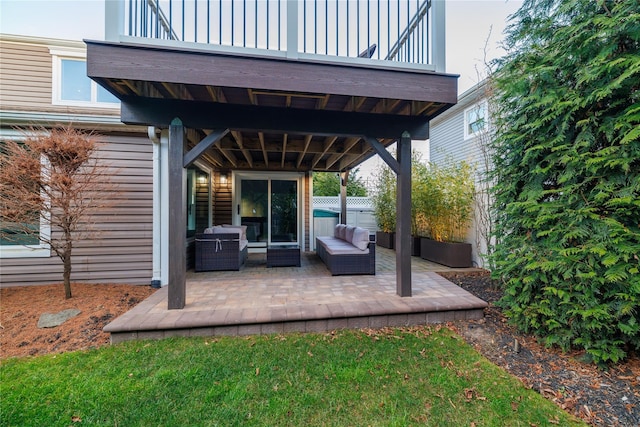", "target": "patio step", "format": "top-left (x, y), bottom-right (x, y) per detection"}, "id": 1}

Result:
top-left (105, 268), bottom-right (488, 344)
